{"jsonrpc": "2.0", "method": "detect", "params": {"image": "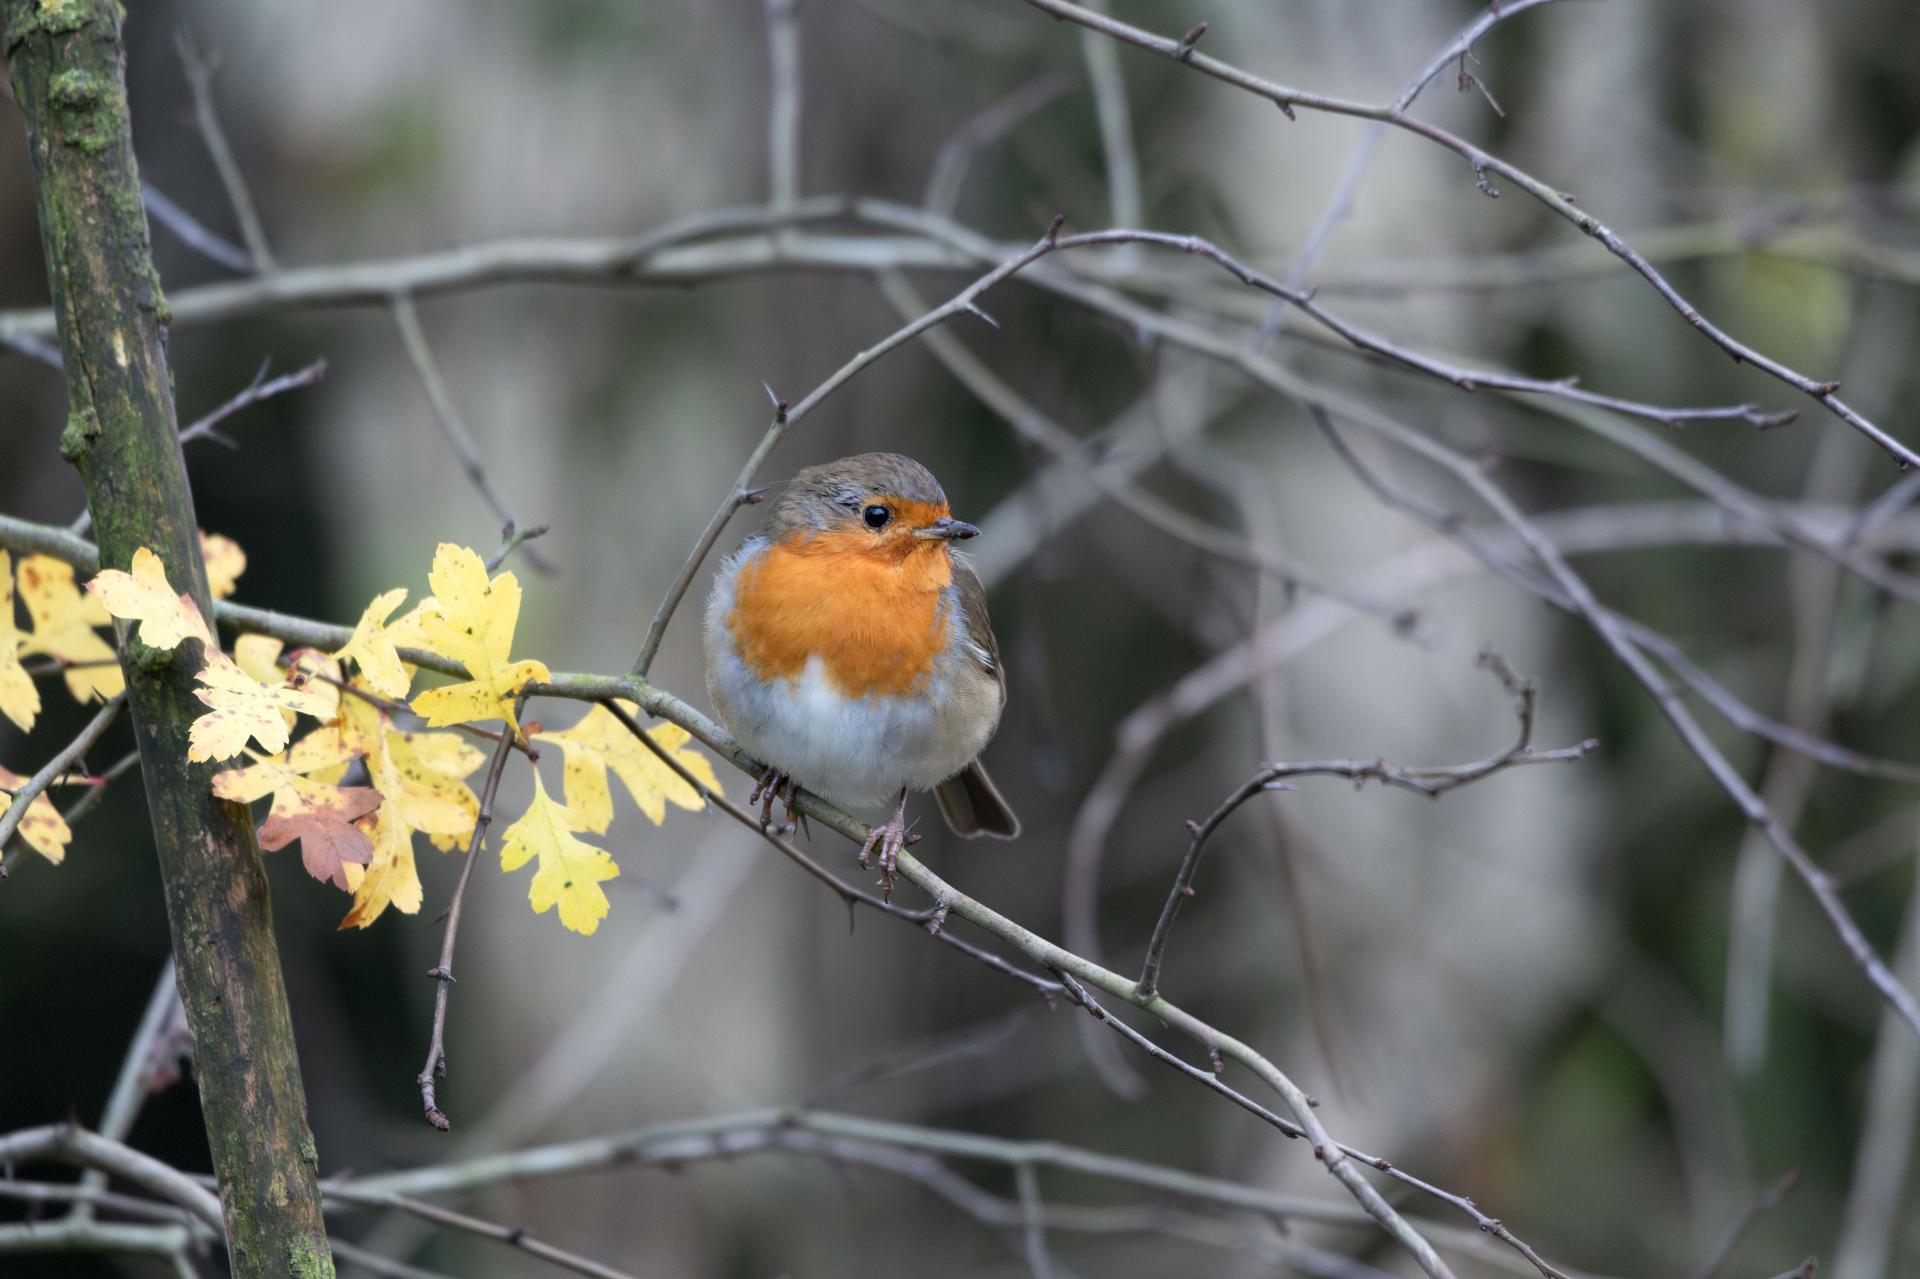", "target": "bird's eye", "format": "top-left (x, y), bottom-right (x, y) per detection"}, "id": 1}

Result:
top-left (863, 505), bottom-right (891, 530)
